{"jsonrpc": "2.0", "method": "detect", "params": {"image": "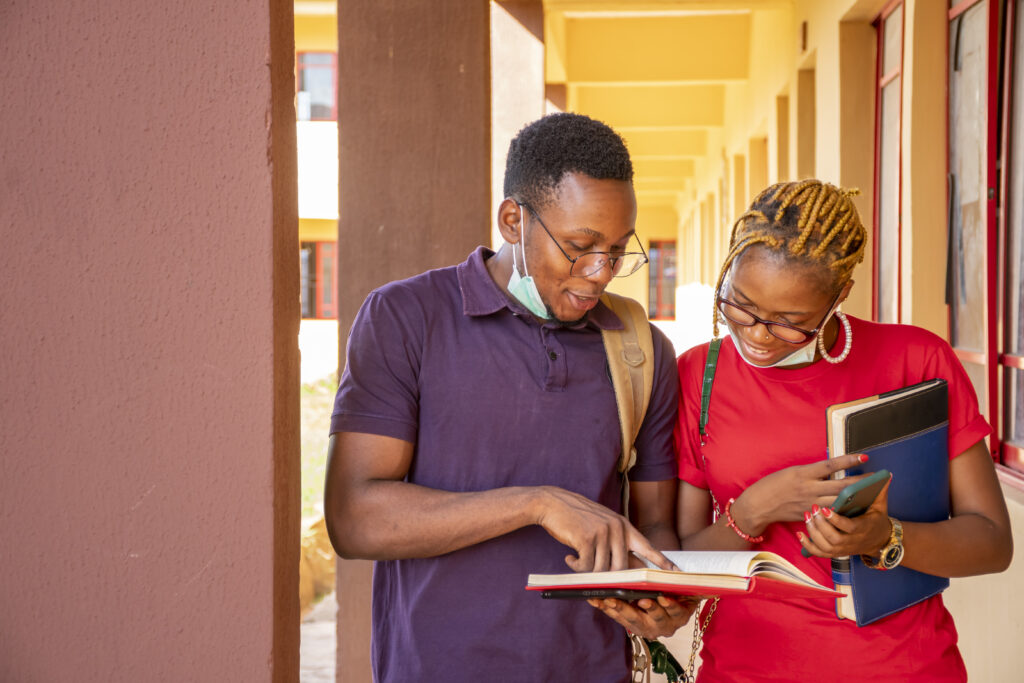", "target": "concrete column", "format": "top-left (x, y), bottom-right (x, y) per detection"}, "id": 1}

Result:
top-left (796, 68), bottom-right (817, 180)
top-left (0, 1), bottom-right (300, 681)
top-left (900, 0), bottom-right (949, 336)
top-left (837, 20), bottom-right (877, 322)
top-left (491, 1), bottom-right (545, 248)
top-left (336, 3), bottom-right (493, 681)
